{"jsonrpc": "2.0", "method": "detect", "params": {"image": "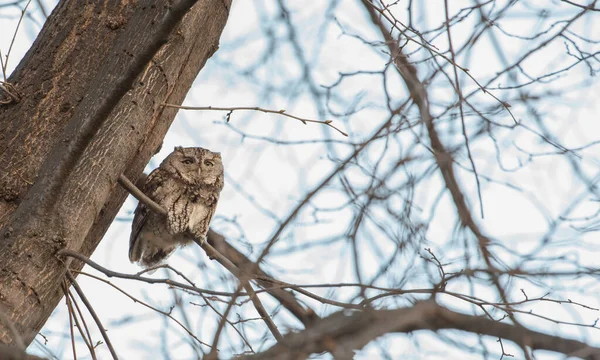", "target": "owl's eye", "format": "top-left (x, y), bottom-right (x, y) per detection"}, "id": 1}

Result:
top-left (204, 159), bottom-right (214, 167)
top-left (181, 158), bottom-right (195, 165)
